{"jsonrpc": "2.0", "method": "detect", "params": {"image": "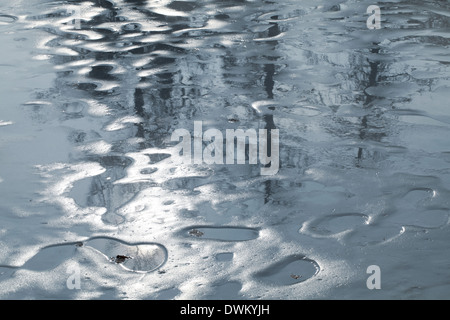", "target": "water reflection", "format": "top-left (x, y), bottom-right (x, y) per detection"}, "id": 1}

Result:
top-left (6, 0), bottom-right (449, 298)
top-left (261, 11), bottom-right (280, 203)
top-left (23, 0), bottom-right (449, 212)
